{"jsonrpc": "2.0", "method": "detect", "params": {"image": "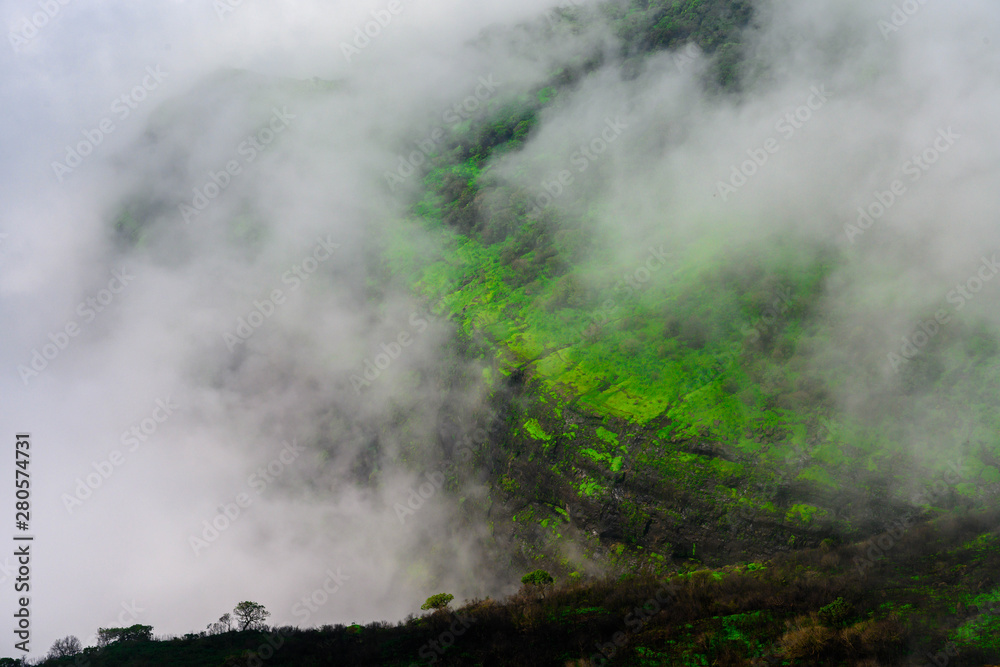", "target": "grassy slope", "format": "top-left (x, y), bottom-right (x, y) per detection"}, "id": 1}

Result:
top-left (56, 1), bottom-right (1000, 664)
top-left (381, 0), bottom-right (1000, 576)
